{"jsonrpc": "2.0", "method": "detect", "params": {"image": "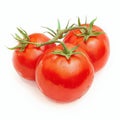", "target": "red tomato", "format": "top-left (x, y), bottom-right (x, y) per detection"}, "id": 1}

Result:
top-left (35, 43), bottom-right (94, 102)
top-left (13, 33), bottom-right (55, 80)
top-left (64, 25), bottom-right (110, 72)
